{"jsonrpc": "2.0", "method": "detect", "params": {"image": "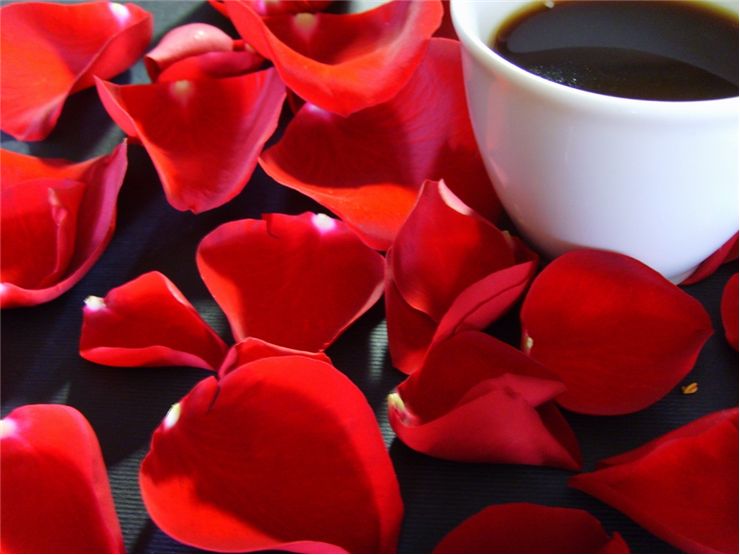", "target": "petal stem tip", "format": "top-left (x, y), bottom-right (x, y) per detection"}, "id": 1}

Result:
top-left (164, 402), bottom-right (182, 430)
top-left (84, 295), bottom-right (107, 311)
